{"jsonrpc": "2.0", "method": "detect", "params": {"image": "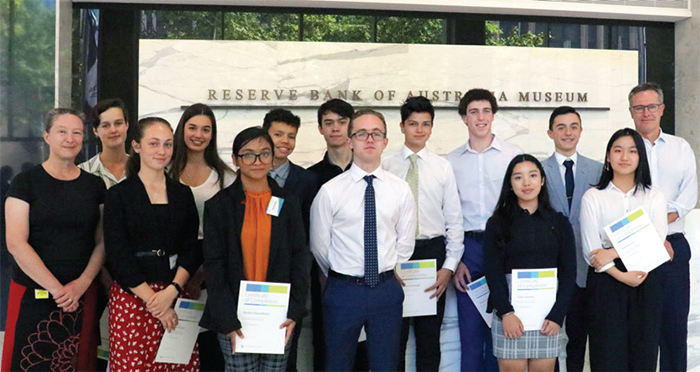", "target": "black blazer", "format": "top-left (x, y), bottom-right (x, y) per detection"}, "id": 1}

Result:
top-left (104, 176), bottom-right (200, 290)
top-left (284, 161), bottom-right (318, 235)
top-left (199, 176), bottom-right (311, 335)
